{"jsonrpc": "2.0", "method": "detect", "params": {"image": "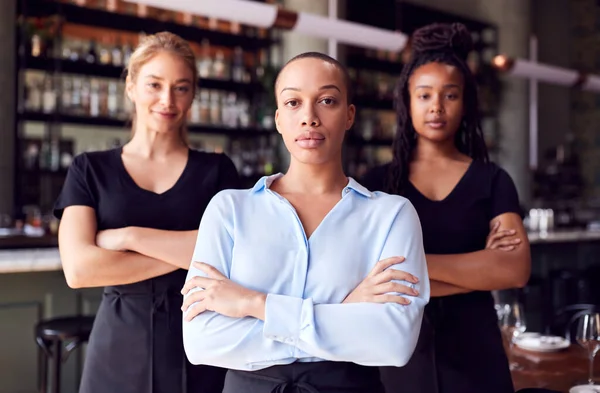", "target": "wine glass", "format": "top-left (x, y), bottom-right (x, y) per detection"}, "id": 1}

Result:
top-left (495, 303), bottom-right (509, 322)
top-left (501, 302), bottom-right (527, 370)
top-left (576, 312), bottom-right (600, 385)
